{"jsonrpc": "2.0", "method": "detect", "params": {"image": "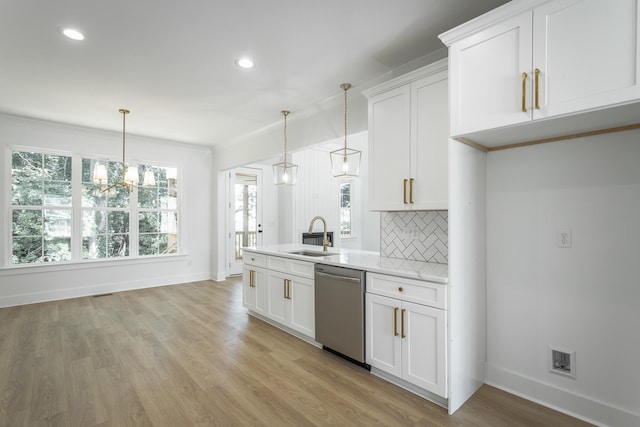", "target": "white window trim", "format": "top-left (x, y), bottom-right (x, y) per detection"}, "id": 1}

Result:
top-left (4, 146), bottom-right (182, 267)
